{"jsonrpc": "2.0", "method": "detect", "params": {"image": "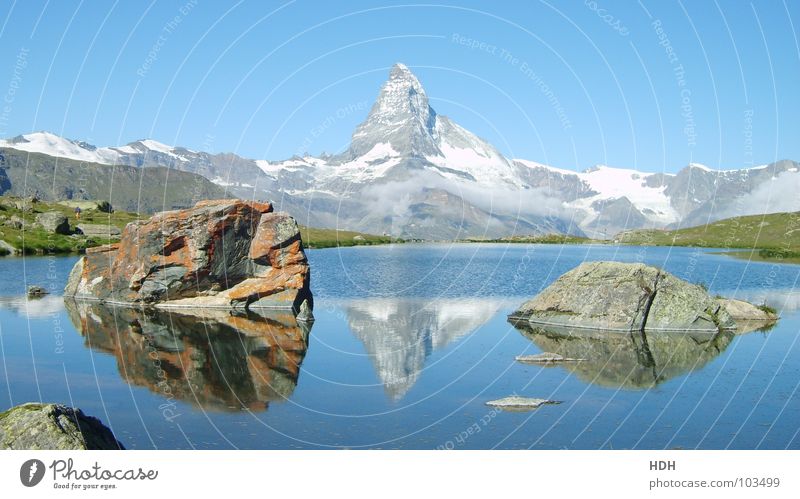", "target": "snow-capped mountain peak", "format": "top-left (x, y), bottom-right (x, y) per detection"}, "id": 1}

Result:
top-left (343, 63), bottom-right (521, 188)
top-left (125, 139), bottom-right (196, 162)
top-left (687, 162), bottom-right (713, 171)
top-left (0, 131), bottom-right (126, 164)
top-left (572, 165), bottom-right (679, 225)
top-left (370, 63), bottom-right (432, 123)
top-left (349, 63), bottom-right (439, 159)
top-left (0, 131), bottom-right (191, 165)
top-left (138, 139), bottom-right (178, 154)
